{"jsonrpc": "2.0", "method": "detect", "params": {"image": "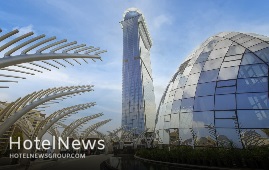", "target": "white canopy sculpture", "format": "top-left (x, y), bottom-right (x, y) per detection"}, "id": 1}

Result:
top-left (61, 113), bottom-right (104, 141)
top-left (33, 102), bottom-right (96, 140)
top-left (0, 85), bottom-right (94, 137)
top-left (82, 119), bottom-right (112, 139)
top-left (0, 28), bottom-right (107, 88)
